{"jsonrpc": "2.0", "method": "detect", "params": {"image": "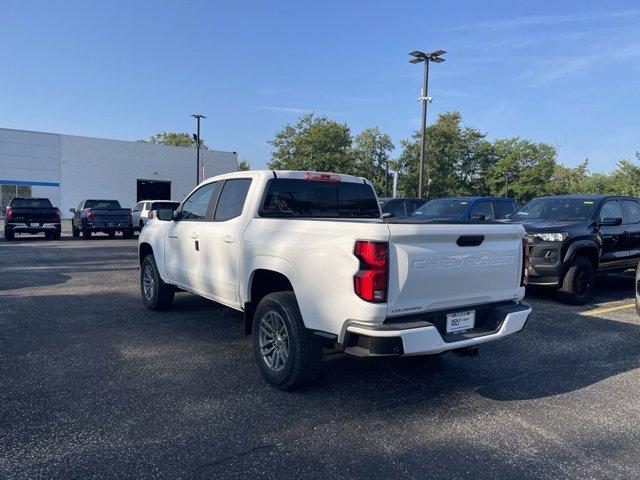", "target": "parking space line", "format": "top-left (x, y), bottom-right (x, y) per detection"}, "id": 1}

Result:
top-left (581, 303), bottom-right (635, 316)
